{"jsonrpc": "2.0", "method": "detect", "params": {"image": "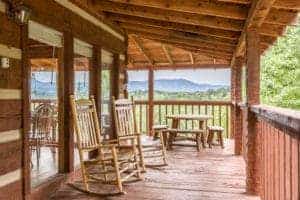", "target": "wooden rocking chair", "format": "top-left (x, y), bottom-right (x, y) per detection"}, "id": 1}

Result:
top-left (113, 97), bottom-right (167, 171)
top-left (70, 95), bottom-right (142, 195)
